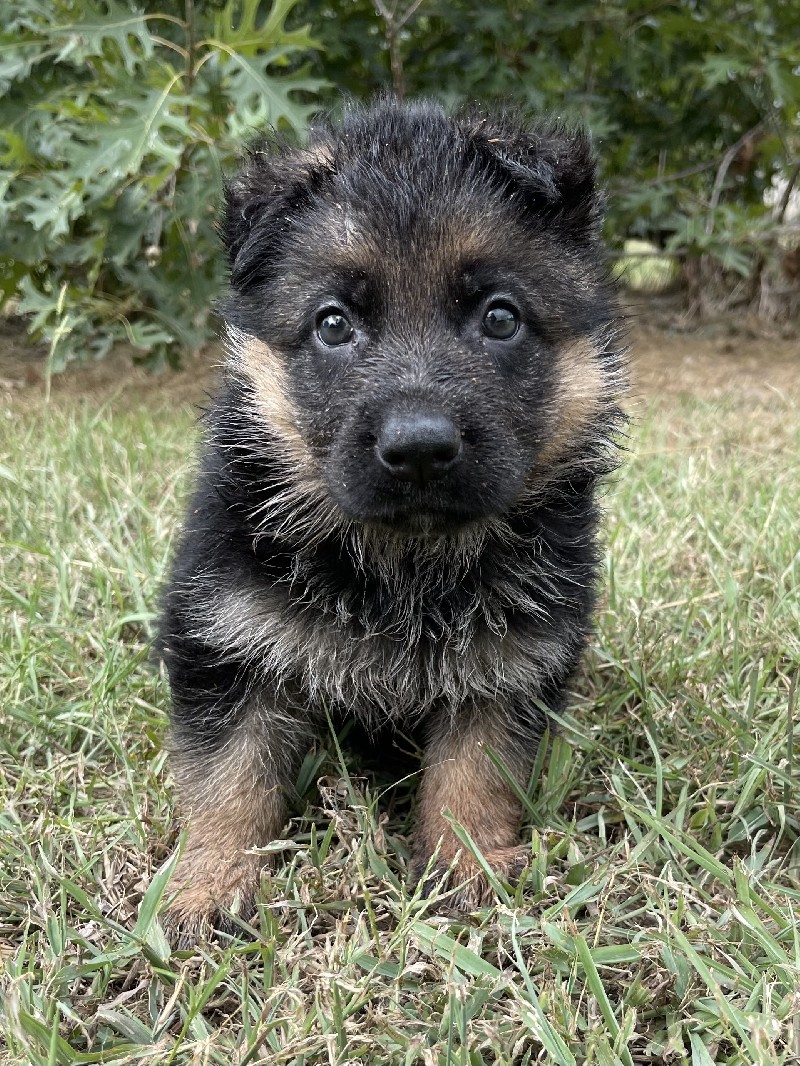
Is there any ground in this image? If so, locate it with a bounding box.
[0,311,798,1065]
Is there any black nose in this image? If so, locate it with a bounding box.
[376,411,463,484]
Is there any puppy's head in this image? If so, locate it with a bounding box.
[221,99,624,538]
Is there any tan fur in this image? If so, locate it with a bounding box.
[252,140,333,171]
[437,214,512,263]
[232,333,314,472]
[165,724,286,938]
[224,329,348,548]
[415,716,531,906]
[298,142,335,169]
[535,336,608,469]
[323,215,502,286]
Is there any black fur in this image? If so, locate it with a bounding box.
[157,98,626,929]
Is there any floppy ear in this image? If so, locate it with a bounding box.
[463,113,602,243]
[220,136,335,289]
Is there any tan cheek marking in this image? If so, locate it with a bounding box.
[535,337,607,467]
[233,333,315,473]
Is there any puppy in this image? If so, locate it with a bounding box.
[157,98,626,938]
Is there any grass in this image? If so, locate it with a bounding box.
[1,350,799,1065]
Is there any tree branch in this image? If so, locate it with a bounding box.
[706,119,767,234]
[373,0,426,97]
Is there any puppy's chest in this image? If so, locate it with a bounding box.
[283,591,556,722]
[210,565,572,723]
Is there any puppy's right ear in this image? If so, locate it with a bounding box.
[220,136,334,289]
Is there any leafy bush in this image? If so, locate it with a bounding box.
[0,0,323,369]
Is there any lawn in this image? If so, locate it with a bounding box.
[1,326,799,1065]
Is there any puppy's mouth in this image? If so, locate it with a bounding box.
[368,511,472,537]
[326,469,524,537]
[358,498,494,538]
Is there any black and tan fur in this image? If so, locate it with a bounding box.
[157,98,626,939]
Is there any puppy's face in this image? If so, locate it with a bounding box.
[221,102,620,536]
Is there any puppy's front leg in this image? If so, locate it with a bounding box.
[164,698,306,943]
[413,707,543,909]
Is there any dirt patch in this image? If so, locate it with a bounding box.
[0,318,220,414]
[1,310,798,416]
[631,323,799,405]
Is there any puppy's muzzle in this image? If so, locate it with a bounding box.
[376,410,463,484]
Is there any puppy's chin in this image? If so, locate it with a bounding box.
[362,509,488,539]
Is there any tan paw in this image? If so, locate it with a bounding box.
[415,844,530,911]
[162,857,261,947]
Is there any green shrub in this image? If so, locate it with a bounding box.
[0,0,324,369]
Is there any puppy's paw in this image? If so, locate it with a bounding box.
[415,844,530,912]
[162,858,261,948]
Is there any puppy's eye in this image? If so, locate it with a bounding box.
[482,303,519,340]
[316,309,353,346]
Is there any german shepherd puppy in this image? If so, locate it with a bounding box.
[158,98,626,939]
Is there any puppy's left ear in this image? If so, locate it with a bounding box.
[465,114,603,243]
[220,136,334,289]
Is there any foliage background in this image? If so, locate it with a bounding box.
[1,0,798,368]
